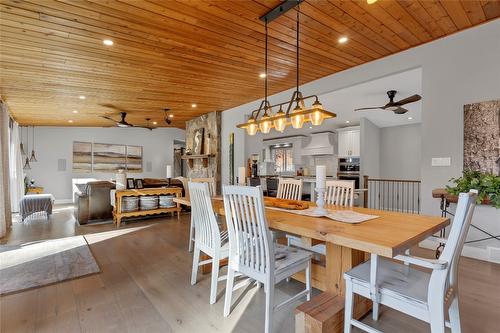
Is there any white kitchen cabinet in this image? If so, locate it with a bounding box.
[337,127,360,157]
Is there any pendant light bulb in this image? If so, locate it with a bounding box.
[259,106,273,134]
[291,103,304,129]
[273,106,287,132]
[310,99,325,126]
[246,117,258,136]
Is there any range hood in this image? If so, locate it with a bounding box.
[302,132,335,156]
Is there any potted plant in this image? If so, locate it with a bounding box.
[446,170,500,208]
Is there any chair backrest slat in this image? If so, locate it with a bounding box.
[223,185,273,279]
[277,178,303,201]
[325,180,355,207]
[189,182,221,253]
[428,190,477,300]
[190,177,216,196]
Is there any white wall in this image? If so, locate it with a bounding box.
[360,118,381,183]
[24,127,185,201]
[379,124,421,180]
[220,20,500,261]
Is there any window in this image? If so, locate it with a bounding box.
[270,144,294,173]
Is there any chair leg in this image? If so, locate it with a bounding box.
[372,302,380,321]
[448,295,462,333]
[305,261,311,301]
[224,268,235,317]
[265,283,274,333]
[188,216,194,252]
[191,248,200,285]
[428,298,446,333]
[344,279,354,333]
[210,255,220,304]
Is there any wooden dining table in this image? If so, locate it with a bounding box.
[174,195,449,333]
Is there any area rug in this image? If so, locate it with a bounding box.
[0,235,100,295]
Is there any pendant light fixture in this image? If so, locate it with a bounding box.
[237,0,336,135]
[290,5,305,130]
[20,126,27,157]
[23,126,31,170]
[29,126,38,162]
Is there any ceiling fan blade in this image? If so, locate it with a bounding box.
[99,103,131,113]
[99,115,118,123]
[394,94,421,106]
[393,107,409,114]
[354,107,384,111]
[134,126,154,131]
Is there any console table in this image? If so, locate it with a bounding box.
[113,187,182,227]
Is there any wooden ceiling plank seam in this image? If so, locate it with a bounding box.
[0,21,330,82]
[202,0,365,67]
[296,1,389,58]
[309,0,404,53]
[69,0,360,69]
[181,0,388,61]
[371,0,433,43]
[326,0,415,49]
[480,0,500,20]
[243,0,379,62]
[460,1,487,25]
[2,4,338,77]
[333,0,421,46]
[440,0,473,30]
[397,0,446,39]
[418,1,458,34]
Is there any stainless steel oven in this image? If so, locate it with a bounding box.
[337,173,360,189]
[338,157,360,173]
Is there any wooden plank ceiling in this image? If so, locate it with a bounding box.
[1,0,499,128]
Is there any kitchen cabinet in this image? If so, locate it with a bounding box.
[337,127,360,157]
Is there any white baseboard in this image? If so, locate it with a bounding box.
[420,239,500,264]
[54,199,73,205]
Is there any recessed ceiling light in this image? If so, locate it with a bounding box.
[79,95,85,99]
[191,104,197,108]
[169,114,174,118]
[338,36,348,44]
[68,120,73,123]
[153,121,157,125]
[408,116,413,120]
[367,0,378,4]
[259,73,266,78]
[72,110,78,113]
[103,39,114,46]
[345,120,350,123]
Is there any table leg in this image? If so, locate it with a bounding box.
[296,243,371,333]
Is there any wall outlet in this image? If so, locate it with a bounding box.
[431,157,451,167]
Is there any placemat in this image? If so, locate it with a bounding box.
[266,206,379,224]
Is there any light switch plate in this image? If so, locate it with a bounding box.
[431,157,451,167]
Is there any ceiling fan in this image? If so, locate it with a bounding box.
[99,104,155,130]
[354,90,422,114]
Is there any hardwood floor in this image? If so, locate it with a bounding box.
[1,205,499,333]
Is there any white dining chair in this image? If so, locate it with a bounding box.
[188,177,216,252]
[324,179,355,206]
[343,190,477,333]
[222,185,312,333]
[277,178,303,201]
[287,180,355,255]
[189,181,229,304]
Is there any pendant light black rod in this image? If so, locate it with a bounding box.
[265,17,268,107]
[296,1,300,96]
